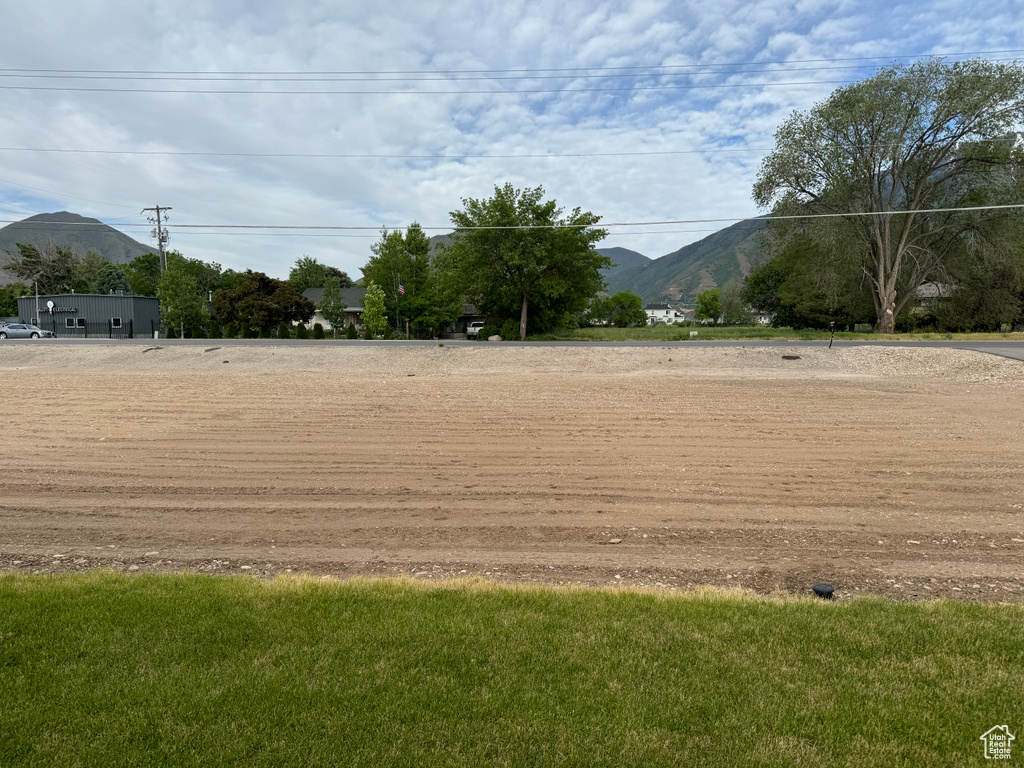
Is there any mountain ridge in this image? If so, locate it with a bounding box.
[0,211,155,285]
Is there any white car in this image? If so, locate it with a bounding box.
[466,321,486,340]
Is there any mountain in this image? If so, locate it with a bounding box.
[597,247,650,279]
[0,212,155,285]
[606,219,767,304]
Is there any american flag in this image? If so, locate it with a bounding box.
[398,280,405,295]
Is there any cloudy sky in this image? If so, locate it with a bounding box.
[1,0,1022,280]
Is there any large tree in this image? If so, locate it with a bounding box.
[754,59,1024,333]
[444,184,609,340]
[121,253,161,296]
[2,240,80,294]
[212,271,315,336]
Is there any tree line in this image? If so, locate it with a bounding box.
[1,184,625,339]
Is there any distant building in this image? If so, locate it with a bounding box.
[17,292,160,338]
[644,303,691,324]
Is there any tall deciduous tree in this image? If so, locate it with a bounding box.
[157,253,208,339]
[318,276,348,333]
[444,184,609,340]
[694,289,721,323]
[360,281,388,336]
[754,59,1024,333]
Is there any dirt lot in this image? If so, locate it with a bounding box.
[1,342,1023,601]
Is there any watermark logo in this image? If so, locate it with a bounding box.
[980,725,1015,760]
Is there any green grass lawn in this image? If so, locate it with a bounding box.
[532,325,1024,342]
[1,574,1021,767]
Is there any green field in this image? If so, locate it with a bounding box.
[1,573,1021,767]
[532,325,1024,342]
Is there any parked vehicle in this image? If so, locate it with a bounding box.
[0,323,55,339]
[466,321,486,340]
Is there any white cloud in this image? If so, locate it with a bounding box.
[0,0,1020,280]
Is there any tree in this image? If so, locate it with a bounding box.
[74,250,105,293]
[122,253,161,296]
[754,58,1024,333]
[157,253,208,339]
[2,240,80,294]
[743,234,876,329]
[212,271,315,336]
[362,223,461,338]
[606,291,648,327]
[0,282,29,316]
[318,276,348,332]
[289,255,354,294]
[694,289,721,323]
[719,278,753,325]
[443,184,609,340]
[360,281,388,337]
[96,262,131,294]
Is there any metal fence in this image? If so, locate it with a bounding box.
[36,319,153,339]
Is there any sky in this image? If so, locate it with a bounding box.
[1,0,1023,280]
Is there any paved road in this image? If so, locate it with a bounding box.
[10,337,1024,362]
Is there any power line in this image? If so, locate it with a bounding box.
[0,78,868,95]
[2,133,1019,160]
[2,203,1021,235]
[0,145,774,159]
[5,60,1020,84]
[1,49,1020,77]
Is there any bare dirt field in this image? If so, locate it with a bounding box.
[1,342,1023,601]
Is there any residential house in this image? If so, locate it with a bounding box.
[300,286,366,331]
[644,303,691,325]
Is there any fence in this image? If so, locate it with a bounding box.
[37,319,152,339]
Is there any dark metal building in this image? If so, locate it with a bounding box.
[17,293,161,339]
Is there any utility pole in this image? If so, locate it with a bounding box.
[142,205,172,273]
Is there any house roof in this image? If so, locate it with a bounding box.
[644,303,672,310]
[302,286,366,308]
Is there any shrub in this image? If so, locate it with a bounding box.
[224,321,239,339]
[478,324,498,340]
[364,325,373,340]
[294,323,309,339]
[347,323,358,339]
[207,325,222,339]
[277,323,291,339]
[312,323,325,340]
[499,319,521,341]
[382,324,392,340]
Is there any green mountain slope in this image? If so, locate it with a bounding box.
[607,220,766,303]
[0,212,154,283]
[597,247,651,280]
